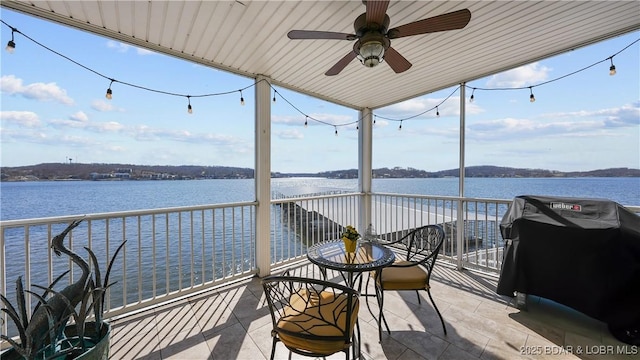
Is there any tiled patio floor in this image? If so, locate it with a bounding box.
[109,262,636,359]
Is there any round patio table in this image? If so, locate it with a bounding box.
[306,239,395,288]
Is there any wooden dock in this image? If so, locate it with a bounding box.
[276,194,500,255]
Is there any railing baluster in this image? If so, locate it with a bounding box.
[231,207,236,277]
[121,217,127,308]
[201,209,205,286]
[152,214,157,299]
[222,208,226,279]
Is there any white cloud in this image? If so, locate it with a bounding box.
[273,113,353,127]
[48,112,125,132]
[129,124,249,149]
[56,135,97,146]
[106,40,129,53]
[0,111,42,128]
[87,121,126,132]
[105,145,126,152]
[136,48,155,56]
[382,96,483,119]
[49,118,87,129]
[486,62,551,88]
[467,117,613,142]
[69,111,89,122]
[91,99,124,112]
[277,129,304,140]
[106,40,156,56]
[0,75,74,105]
[542,101,640,128]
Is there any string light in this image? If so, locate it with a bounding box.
[187,96,193,114]
[529,87,535,103]
[1,18,637,135]
[5,27,16,53]
[304,116,308,127]
[609,57,616,76]
[105,79,114,100]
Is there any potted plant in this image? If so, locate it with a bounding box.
[1,219,125,359]
[341,225,360,253]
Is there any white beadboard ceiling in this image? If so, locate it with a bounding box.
[2,1,639,110]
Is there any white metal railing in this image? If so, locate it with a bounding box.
[270,192,361,268]
[270,192,516,272]
[2,193,638,338]
[1,202,257,337]
[370,193,512,271]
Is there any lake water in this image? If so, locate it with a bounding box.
[1,177,639,221]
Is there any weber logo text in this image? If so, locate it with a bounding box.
[550,202,582,211]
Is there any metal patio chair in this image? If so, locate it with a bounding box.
[371,224,447,341]
[261,275,360,360]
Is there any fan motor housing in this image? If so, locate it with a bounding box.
[353,12,390,36]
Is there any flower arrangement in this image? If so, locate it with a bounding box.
[342,225,360,242]
[341,225,360,254]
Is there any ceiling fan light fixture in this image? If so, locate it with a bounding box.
[358,40,385,68]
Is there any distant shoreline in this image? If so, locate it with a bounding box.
[1,163,638,182]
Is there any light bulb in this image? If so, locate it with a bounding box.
[304,117,308,127]
[529,88,535,103]
[105,88,112,100]
[188,104,193,114]
[240,97,245,105]
[469,94,474,103]
[6,29,16,53]
[609,65,616,76]
[436,108,440,117]
[334,127,338,136]
[6,40,15,53]
[398,122,402,131]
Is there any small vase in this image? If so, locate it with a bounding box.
[342,237,357,253]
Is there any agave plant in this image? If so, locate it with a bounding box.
[0,219,126,359]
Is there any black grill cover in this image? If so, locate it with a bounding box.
[497,195,640,344]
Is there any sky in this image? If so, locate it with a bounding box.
[1,8,639,174]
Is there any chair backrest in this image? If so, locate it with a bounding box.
[398,224,445,275]
[261,275,359,353]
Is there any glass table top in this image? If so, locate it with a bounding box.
[307,239,396,272]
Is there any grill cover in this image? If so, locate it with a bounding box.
[497,195,640,344]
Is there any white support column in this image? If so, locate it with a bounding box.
[255,76,272,277]
[456,83,466,270]
[358,108,373,233]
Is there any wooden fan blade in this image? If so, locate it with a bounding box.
[366,0,390,25]
[325,51,357,76]
[288,30,355,40]
[387,9,471,39]
[384,47,412,73]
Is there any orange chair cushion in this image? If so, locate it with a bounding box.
[379,260,429,290]
[276,290,359,355]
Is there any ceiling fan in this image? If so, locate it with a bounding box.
[287,1,471,76]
